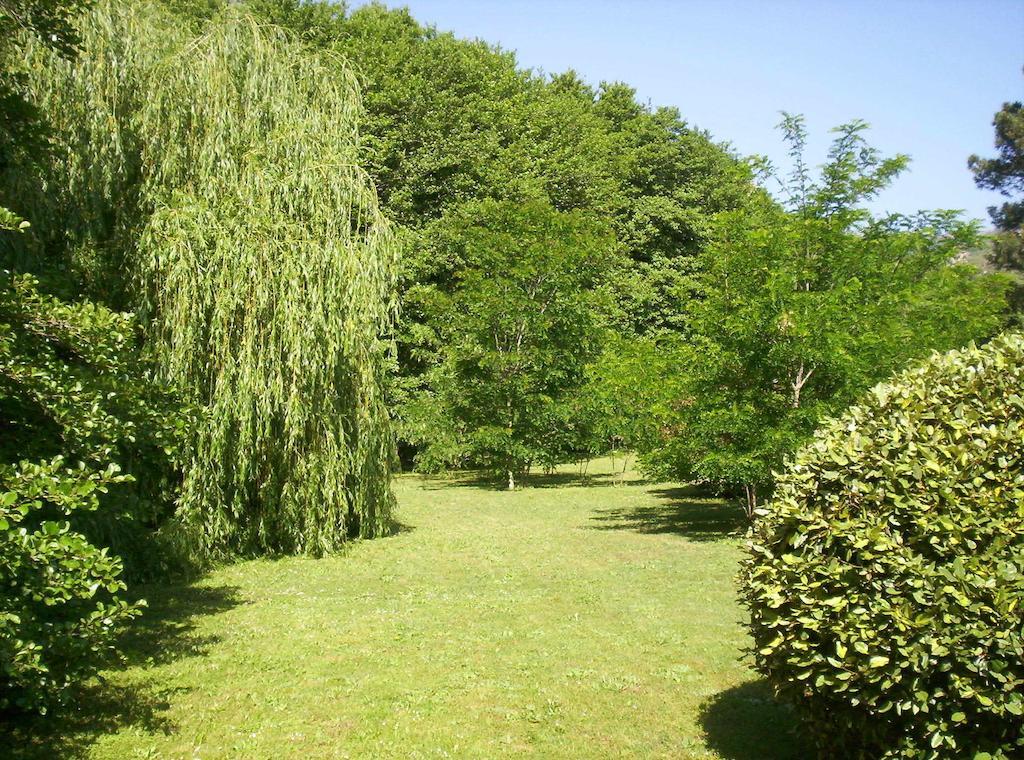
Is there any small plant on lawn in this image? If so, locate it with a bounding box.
[742,332,1024,758]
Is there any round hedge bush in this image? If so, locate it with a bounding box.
[741,332,1024,759]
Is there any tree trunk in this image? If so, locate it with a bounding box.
[791,361,814,408]
[743,484,758,520]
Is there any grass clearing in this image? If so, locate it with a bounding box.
[5,459,807,758]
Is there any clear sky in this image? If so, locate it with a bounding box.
[353,0,1023,226]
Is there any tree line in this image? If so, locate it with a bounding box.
[222,0,1014,507]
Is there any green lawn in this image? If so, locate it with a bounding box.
[6,459,807,758]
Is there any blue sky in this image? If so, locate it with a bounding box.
[353,0,1023,226]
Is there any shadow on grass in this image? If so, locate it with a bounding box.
[118,582,244,668]
[3,682,185,760]
[2,582,244,759]
[409,469,645,491]
[699,680,810,759]
[386,520,416,537]
[589,484,748,541]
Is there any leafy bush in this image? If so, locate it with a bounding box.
[741,332,1024,758]
[0,457,143,713]
[0,272,191,579]
[0,270,188,712]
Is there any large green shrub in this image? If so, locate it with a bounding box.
[0,272,191,578]
[742,332,1024,758]
[0,270,186,711]
[0,457,142,713]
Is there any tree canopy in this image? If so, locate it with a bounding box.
[7,0,399,557]
[969,91,1024,279]
[642,115,1010,514]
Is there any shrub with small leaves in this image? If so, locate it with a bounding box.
[741,332,1024,759]
[0,457,143,713]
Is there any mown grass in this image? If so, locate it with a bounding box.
[5,459,807,758]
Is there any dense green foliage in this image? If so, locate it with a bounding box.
[0,273,189,576]
[0,0,92,182]
[742,333,1024,758]
[237,1,754,270]
[571,336,669,469]
[0,0,172,713]
[176,0,758,466]
[0,457,140,713]
[11,1,399,557]
[0,267,178,715]
[405,198,616,486]
[643,116,1010,514]
[334,6,755,463]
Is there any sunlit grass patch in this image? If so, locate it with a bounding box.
[5,458,806,759]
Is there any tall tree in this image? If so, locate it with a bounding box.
[969,90,1023,303]
[406,198,616,488]
[645,115,1011,516]
[10,1,399,557]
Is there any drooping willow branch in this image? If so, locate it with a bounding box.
[14,1,399,557]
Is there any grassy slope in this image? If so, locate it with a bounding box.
[6,460,806,759]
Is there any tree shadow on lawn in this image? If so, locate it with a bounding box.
[699,680,811,759]
[386,520,416,536]
[589,484,748,541]
[409,469,644,491]
[2,582,244,759]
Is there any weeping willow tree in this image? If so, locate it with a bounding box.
[11,1,399,556]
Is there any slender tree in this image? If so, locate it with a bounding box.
[969,90,1023,316]
[407,198,615,488]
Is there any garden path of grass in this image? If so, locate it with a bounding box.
[6,459,807,759]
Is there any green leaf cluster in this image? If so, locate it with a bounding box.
[644,116,1011,515]
[0,456,142,713]
[0,272,191,577]
[0,0,94,184]
[741,332,1024,758]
